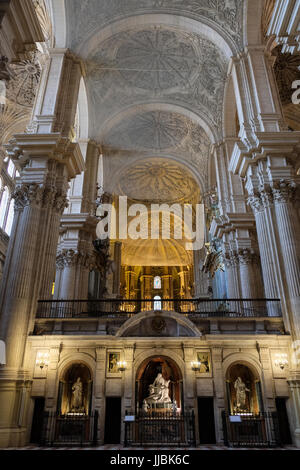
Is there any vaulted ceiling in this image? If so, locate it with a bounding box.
[65,0,244,199]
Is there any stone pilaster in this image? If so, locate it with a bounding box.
[112,242,122,296]
[55,248,95,299]
[272,180,300,335]
[238,249,263,299]
[224,252,241,298]
[94,346,106,445]
[287,377,300,447]
[0,134,84,447]
[248,190,280,301]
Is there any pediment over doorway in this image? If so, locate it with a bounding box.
[116,310,201,337]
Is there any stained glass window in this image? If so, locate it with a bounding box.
[154,276,161,289]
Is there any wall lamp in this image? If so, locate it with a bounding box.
[117,361,127,372]
[274,353,288,370]
[191,361,201,372]
[36,351,50,370]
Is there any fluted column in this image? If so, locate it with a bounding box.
[248,193,280,300]
[272,180,300,335]
[0,184,46,369]
[0,135,84,448]
[55,249,94,299]
[112,241,122,296]
[162,272,173,311]
[39,193,68,300]
[224,252,241,298]
[287,378,300,447]
[238,249,263,299]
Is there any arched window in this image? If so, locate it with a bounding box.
[0,187,9,228]
[154,276,161,289]
[4,198,14,235]
[153,296,162,311]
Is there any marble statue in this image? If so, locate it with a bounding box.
[143,373,172,407]
[234,377,250,411]
[71,377,83,411]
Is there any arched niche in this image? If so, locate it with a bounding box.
[225,362,262,415]
[136,355,183,412]
[57,362,93,415]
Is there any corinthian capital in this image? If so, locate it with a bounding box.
[272,179,297,204]
[53,192,69,214]
[13,183,44,210]
[238,249,258,265]
[56,249,95,269]
[247,190,263,213]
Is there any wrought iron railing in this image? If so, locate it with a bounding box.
[40,411,98,447]
[222,411,281,447]
[124,410,196,446]
[36,298,282,319]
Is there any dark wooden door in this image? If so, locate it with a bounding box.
[276,398,292,445]
[104,397,121,444]
[198,397,216,444]
[30,398,45,444]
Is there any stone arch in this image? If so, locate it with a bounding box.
[135,354,183,410]
[56,354,95,415]
[222,352,262,380]
[99,102,217,144]
[115,310,202,337]
[77,14,236,59]
[59,355,95,382]
[109,152,206,203]
[222,353,264,414]
[134,348,185,382]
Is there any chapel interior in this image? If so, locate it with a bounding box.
[0,0,300,449]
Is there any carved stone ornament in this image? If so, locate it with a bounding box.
[12,183,44,210]
[151,316,166,333]
[12,183,68,213]
[272,179,297,204]
[56,249,95,270]
[238,249,258,266]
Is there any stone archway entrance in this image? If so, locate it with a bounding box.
[124,356,195,446]
[136,356,182,413]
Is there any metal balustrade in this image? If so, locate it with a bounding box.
[124,410,196,447]
[222,411,281,447]
[36,298,282,319]
[40,411,99,447]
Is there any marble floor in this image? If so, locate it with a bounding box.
[3,445,298,451]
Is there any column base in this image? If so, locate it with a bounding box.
[0,427,28,448]
[293,429,300,448]
[0,368,32,448]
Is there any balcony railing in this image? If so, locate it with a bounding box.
[36,298,282,319]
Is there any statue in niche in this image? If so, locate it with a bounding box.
[234,377,250,412]
[70,377,84,412]
[143,373,172,409]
